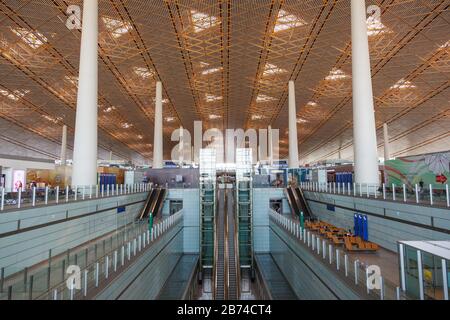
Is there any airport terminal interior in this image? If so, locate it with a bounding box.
[0,0,449,301]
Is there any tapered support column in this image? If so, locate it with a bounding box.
[268,125,273,166]
[383,123,390,161]
[351,0,379,185]
[179,126,184,166]
[60,125,67,166]
[288,81,299,168]
[72,0,98,186]
[153,81,163,169]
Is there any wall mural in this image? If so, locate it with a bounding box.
[385,152,450,189]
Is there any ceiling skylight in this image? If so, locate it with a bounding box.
[202,67,222,75]
[390,79,416,90]
[103,106,116,113]
[121,122,133,129]
[209,114,222,120]
[10,27,47,49]
[297,117,308,124]
[190,10,220,33]
[256,94,276,103]
[0,88,29,101]
[325,68,349,81]
[102,17,133,38]
[251,114,265,120]
[205,94,222,102]
[41,115,62,124]
[366,15,390,37]
[65,75,78,86]
[306,101,318,107]
[133,67,153,79]
[274,9,307,33]
[263,63,287,76]
[165,117,175,122]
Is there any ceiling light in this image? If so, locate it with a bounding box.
[297,118,308,124]
[190,10,220,33]
[165,117,175,122]
[205,94,222,102]
[133,66,153,79]
[390,79,416,90]
[102,17,132,38]
[10,27,47,49]
[274,9,307,33]
[137,135,143,140]
[209,114,222,120]
[256,94,276,103]
[325,68,349,81]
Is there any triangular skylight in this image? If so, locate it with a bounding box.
[205,94,222,102]
[274,9,307,33]
[263,63,287,76]
[297,117,308,124]
[366,15,391,37]
[325,68,349,81]
[256,94,276,103]
[251,114,265,120]
[0,88,29,101]
[190,10,220,33]
[209,114,222,120]
[10,27,47,49]
[165,116,175,122]
[102,17,133,38]
[389,79,416,90]
[134,67,154,79]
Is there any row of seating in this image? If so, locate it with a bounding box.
[304,220,379,253]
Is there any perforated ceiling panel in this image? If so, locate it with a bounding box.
[0,0,448,163]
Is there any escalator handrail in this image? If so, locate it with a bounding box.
[285,187,300,218]
[295,187,313,218]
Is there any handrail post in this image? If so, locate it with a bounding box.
[56,186,59,204]
[45,186,48,205]
[382,183,386,199]
[32,187,36,206]
[415,184,419,203]
[446,184,449,208]
[392,184,396,201]
[66,186,69,202]
[1,187,4,211]
[403,184,406,202]
[429,184,433,206]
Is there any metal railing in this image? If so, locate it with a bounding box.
[0,210,183,300]
[300,181,450,208]
[0,183,152,212]
[268,210,410,300]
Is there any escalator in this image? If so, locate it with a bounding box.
[214,187,239,300]
[293,187,313,219]
[136,188,166,221]
[226,188,239,300]
[214,189,226,300]
[136,188,156,220]
[285,187,301,219]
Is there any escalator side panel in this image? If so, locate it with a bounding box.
[285,187,300,218]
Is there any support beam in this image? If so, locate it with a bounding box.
[383,123,390,161]
[72,0,98,186]
[288,81,299,168]
[60,125,67,166]
[351,0,379,185]
[153,81,163,169]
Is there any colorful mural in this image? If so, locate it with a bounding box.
[385,152,450,189]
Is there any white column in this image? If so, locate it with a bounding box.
[383,123,390,161]
[72,0,98,186]
[268,125,273,166]
[351,0,379,185]
[179,126,184,166]
[288,80,299,168]
[60,125,67,166]
[153,81,163,169]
